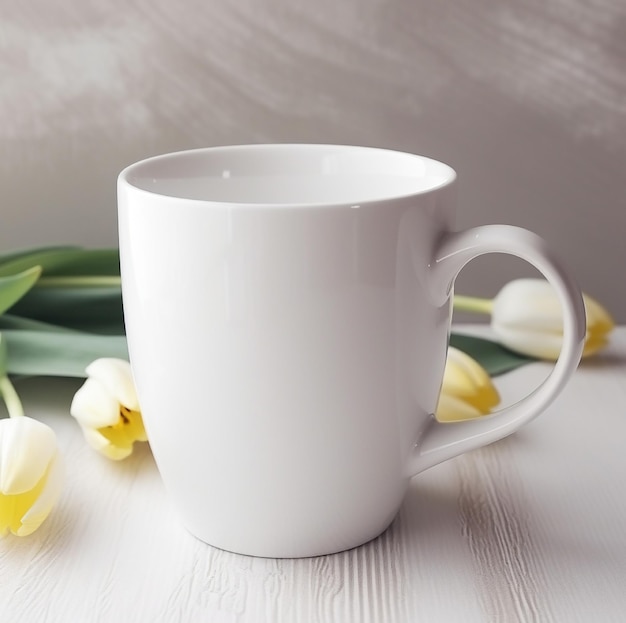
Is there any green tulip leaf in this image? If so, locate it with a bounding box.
[2,329,129,378]
[0,247,80,277]
[0,246,69,265]
[449,333,534,376]
[0,333,7,377]
[0,247,120,278]
[0,248,124,334]
[0,313,80,333]
[10,285,125,335]
[0,266,42,315]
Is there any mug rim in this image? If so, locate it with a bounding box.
[118,143,457,208]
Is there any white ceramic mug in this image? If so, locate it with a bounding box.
[118,144,586,558]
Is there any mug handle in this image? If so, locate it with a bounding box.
[407,224,587,476]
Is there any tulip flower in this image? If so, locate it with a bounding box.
[454,279,614,361]
[0,416,63,537]
[70,358,147,460]
[436,347,500,422]
[1,332,63,538]
[1,334,63,538]
[1,333,63,538]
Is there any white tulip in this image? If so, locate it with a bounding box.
[436,347,500,422]
[70,358,147,460]
[0,416,63,537]
[491,279,614,360]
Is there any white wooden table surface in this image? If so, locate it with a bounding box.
[2,327,625,623]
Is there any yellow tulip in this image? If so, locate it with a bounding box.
[70,358,147,460]
[490,279,614,360]
[0,416,63,537]
[436,347,500,422]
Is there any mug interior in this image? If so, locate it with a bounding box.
[120,144,456,205]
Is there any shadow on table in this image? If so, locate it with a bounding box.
[579,351,626,370]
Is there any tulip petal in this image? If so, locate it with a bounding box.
[492,279,564,332]
[0,475,46,536]
[0,417,57,495]
[80,426,133,461]
[492,278,615,360]
[70,378,121,428]
[85,358,139,411]
[442,347,500,411]
[493,326,563,360]
[95,410,146,454]
[467,385,500,412]
[125,409,148,443]
[584,296,615,335]
[436,393,487,423]
[16,454,63,536]
[445,348,494,391]
[442,351,480,396]
[583,334,610,357]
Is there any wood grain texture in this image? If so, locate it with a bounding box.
[1,0,625,320]
[0,327,625,622]
[457,447,556,622]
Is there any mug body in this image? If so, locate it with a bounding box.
[118,144,457,557]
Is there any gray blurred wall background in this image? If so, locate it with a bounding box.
[2,0,625,320]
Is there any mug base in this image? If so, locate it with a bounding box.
[180,516,398,559]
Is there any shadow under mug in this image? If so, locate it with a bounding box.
[117,144,586,558]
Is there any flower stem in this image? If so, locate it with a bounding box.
[35,276,121,288]
[453,295,494,315]
[0,375,24,419]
